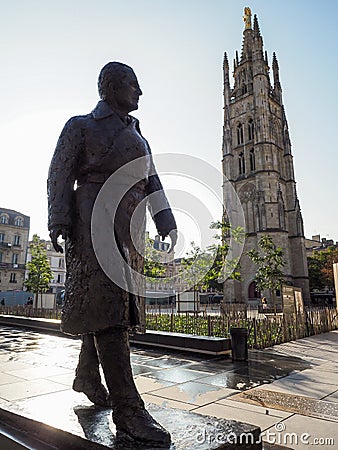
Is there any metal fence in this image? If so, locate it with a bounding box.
[0,305,337,350]
[145,307,338,349]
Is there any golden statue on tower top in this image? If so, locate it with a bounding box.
[243,7,252,30]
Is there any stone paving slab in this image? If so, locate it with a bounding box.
[264,414,338,450]
[285,368,338,386]
[255,378,337,399]
[218,398,292,419]
[146,380,238,406]
[0,378,69,402]
[191,402,282,431]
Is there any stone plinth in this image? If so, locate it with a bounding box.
[0,403,262,449]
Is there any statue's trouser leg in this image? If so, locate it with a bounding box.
[72,333,111,407]
[94,327,171,447]
[75,334,100,380]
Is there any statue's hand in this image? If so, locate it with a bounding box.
[158,228,177,253]
[49,227,68,253]
[167,229,178,253]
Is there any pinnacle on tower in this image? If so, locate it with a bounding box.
[223,52,229,73]
[253,14,261,35]
[265,50,269,65]
[272,52,282,100]
[223,52,230,86]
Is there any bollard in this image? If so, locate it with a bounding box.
[230,327,248,361]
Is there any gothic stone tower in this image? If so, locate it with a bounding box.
[222,8,310,303]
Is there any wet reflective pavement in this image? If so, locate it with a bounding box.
[0,325,337,449]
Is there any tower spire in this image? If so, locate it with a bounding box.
[222,6,310,304]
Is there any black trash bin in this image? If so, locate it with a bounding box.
[230,327,248,361]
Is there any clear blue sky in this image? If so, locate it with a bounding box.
[0,0,337,243]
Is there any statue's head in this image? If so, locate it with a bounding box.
[98,62,142,114]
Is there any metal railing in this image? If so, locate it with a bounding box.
[0,305,337,350]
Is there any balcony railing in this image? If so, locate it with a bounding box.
[0,262,25,269]
[0,242,12,248]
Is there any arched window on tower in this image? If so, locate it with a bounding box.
[238,152,245,175]
[250,148,256,171]
[237,123,244,145]
[248,119,254,141]
[248,281,260,301]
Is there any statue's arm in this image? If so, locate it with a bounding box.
[47,117,81,252]
[134,118,177,243]
[145,158,177,246]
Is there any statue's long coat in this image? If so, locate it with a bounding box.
[48,101,176,336]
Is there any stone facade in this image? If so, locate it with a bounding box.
[0,208,30,292]
[222,9,310,303]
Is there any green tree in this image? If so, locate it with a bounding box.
[25,234,53,308]
[144,234,166,280]
[308,246,338,290]
[247,235,285,307]
[179,221,244,295]
[307,254,325,291]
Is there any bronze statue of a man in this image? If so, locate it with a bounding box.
[48,62,177,447]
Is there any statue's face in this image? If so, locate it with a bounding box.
[110,69,143,114]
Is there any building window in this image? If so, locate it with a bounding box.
[237,123,244,145]
[0,252,2,263]
[9,273,17,283]
[250,149,256,171]
[57,274,63,283]
[12,253,19,264]
[248,119,254,141]
[58,258,64,268]
[0,233,4,243]
[14,217,23,227]
[14,235,20,246]
[239,152,245,175]
[0,215,9,224]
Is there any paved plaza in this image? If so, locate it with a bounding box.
[0,325,337,449]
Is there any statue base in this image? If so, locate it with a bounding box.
[0,403,265,449]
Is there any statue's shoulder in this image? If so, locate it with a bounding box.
[61,113,93,135]
[65,113,92,128]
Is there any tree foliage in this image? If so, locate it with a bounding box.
[143,235,166,280]
[25,234,53,307]
[247,235,285,301]
[179,221,244,292]
[308,246,338,290]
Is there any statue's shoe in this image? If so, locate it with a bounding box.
[114,406,171,448]
[73,377,112,407]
